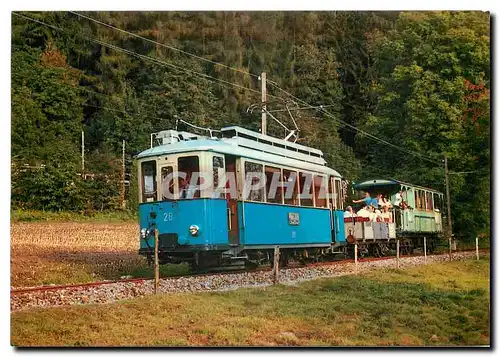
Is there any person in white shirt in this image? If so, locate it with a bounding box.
[380,205,393,223]
[394,190,403,207]
[344,206,357,218]
[382,196,393,209]
[357,203,371,218]
[368,206,380,222]
[377,193,384,208]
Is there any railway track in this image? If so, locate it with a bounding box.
[10,249,489,296]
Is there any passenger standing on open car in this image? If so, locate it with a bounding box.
[357,202,371,218]
[380,205,393,223]
[344,206,357,218]
[353,192,372,207]
[394,190,403,207]
[382,195,393,208]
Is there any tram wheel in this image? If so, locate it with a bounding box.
[372,244,381,258]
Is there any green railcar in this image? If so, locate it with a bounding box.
[353,178,445,253]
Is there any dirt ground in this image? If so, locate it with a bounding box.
[10,222,145,287]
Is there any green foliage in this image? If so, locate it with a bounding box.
[11,11,490,239]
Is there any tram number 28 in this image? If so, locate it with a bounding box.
[163,212,174,222]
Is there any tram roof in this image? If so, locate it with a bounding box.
[136,138,342,177]
[354,178,442,194]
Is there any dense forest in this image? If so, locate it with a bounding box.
[11,11,490,239]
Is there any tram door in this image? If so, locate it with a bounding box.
[224,155,239,246]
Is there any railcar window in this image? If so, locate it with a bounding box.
[141,161,157,202]
[265,166,283,204]
[433,193,441,211]
[299,172,314,207]
[283,169,299,205]
[427,192,433,210]
[244,161,264,202]
[420,190,426,210]
[178,156,200,199]
[161,166,174,200]
[335,179,342,209]
[314,175,327,208]
[414,190,419,209]
[212,156,225,198]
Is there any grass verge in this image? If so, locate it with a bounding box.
[11,257,490,347]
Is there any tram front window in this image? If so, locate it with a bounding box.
[141,160,157,202]
[161,166,174,200]
[212,156,225,198]
[178,156,200,199]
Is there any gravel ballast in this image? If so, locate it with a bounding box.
[11,251,481,312]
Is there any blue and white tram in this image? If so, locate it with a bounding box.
[136,126,346,269]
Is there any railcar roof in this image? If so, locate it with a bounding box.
[354,178,442,193]
[136,138,341,177]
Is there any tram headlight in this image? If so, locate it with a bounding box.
[140,228,148,239]
[188,225,200,236]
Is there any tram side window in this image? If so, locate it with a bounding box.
[141,161,157,202]
[178,156,200,199]
[314,175,327,208]
[212,156,225,198]
[283,169,299,205]
[299,172,314,207]
[244,161,264,202]
[161,166,174,200]
[265,166,283,204]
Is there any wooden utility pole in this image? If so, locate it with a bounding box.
[154,229,159,294]
[396,240,400,269]
[444,155,453,261]
[273,246,280,284]
[354,243,358,274]
[423,236,427,265]
[120,140,126,209]
[81,131,85,174]
[476,237,479,260]
[261,72,267,135]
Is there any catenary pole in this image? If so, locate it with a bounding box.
[121,139,126,209]
[444,155,453,261]
[81,131,85,174]
[261,72,267,135]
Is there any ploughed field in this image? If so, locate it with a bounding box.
[10,222,189,288]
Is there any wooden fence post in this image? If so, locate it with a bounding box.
[449,237,452,262]
[476,237,479,261]
[273,246,280,284]
[396,240,400,269]
[423,236,427,265]
[354,243,358,274]
[154,229,159,294]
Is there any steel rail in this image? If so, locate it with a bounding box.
[11,248,487,295]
